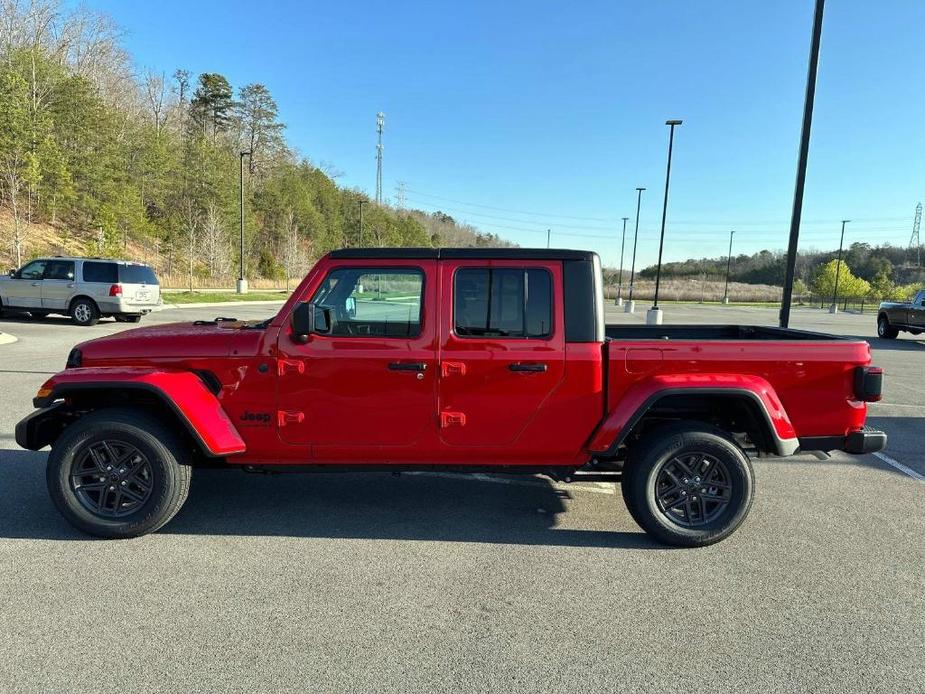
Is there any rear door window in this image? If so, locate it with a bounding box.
[454,267,552,338]
[81,262,118,283]
[43,260,75,280]
[119,264,159,284]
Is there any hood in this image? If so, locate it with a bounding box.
[77,320,262,362]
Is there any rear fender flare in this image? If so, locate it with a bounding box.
[588,374,798,458]
[23,368,245,457]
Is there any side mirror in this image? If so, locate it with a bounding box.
[291,302,332,343]
[291,302,314,343]
[8,269,17,278]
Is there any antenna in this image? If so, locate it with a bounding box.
[375,112,385,204]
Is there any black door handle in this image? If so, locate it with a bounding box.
[389,362,427,371]
[509,362,547,373]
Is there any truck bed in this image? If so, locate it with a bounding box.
[605,324,846,341]
[602,324,871,439]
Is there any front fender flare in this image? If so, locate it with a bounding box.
[587,373,798,458]
[21,367,246,457]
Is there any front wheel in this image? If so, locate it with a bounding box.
[46,409,192,538]
[621,423,755,547]
[877,315,898,339]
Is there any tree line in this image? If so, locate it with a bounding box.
[637,242,923,301]
[0,1,499,286]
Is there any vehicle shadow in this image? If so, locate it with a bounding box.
[0,448,658,549]
[848,334,925,351]
[0,313,118,326]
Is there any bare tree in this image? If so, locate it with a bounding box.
[143,70,168,136]
[283,207,299,291]
[181,200,199,292]
[200,201,227,278]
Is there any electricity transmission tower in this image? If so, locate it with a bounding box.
[911,202,922,266]
[395,181,407,208]
[375,112,384,204]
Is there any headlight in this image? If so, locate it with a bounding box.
[66,348,82,369]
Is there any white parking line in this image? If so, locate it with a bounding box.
[872,451,925,483]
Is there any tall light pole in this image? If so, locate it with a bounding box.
[649,119,682,325]
[237,150,251,294]
[625,187,645,313]
[722,230,736,304]
[546,228,551,248]
[830,219,850,313]
[358,200,368,247]
[616,216,629,306]
[780,0,826,328]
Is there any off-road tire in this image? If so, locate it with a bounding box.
[621,422,755,547]
[46,408,192,538]
[70,297,100,326]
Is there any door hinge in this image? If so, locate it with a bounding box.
[440,361,467,377]
[440,411,467,428]
[277,359,305,376]
[277,410,305,427]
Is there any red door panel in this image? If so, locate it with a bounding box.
[276,260,437,450]
[437,259,566,447]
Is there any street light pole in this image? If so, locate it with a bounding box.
[780,0,826,327]
[616,216,628,306]
[723,230,735,304]
[650,119,682,325]
[830,219,850,313]
[547,228,551,248]
[358,200,367,246]
[625,187,645,313]
[237,150,251,294]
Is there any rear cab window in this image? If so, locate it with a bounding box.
[454,267,553,338]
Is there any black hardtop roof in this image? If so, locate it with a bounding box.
[328,247,598,261]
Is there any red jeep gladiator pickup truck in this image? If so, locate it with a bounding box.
[16,248,886,546]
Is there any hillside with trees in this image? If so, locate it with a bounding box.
[0,1,503,287]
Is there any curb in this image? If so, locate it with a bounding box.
[161,300,287,309]
[0,331,18,345]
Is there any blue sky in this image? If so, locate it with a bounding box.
[86,0,924,268]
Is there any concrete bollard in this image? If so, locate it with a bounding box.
[624,300,635,314]
[646,308,663,325]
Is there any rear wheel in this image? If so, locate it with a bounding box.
[877,315,898,339]
[621,423,755,547]
[46,409,192,538]
[70,298,99,326]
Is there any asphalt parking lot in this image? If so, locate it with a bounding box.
[0,303,922,693]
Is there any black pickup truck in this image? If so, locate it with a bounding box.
[878,289,925,338]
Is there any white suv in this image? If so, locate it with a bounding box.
[0,257,162,326]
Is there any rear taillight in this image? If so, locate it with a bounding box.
[109,283,122,296]
[854,366,883,402]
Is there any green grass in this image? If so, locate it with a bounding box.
[162,291,290,304]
